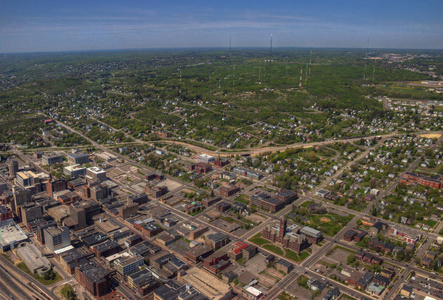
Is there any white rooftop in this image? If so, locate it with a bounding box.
[64,164,86,171]
[245,286,263,297]
[0,224,28,246]
[106,251,131,262]
[53,245,74,255]
[87,167,106,174]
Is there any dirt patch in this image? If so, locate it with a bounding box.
[419,133,442,139]
[156,179,183,192]
[238,270,256,285]
[246,213,267,224]
[244,254,268,275]
[266,267,285,279]
[206,210,221,219]
[320,217,331,223]
[329,248,354,265]
[258,273,277,288]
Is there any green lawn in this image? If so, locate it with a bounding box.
[300,201,314,208]
[278,291,297,300]
[309,212,355,236]
[285,249,310,262]
[299,251,310,261]
[234,194,250,205]
[263,244,284,256]
[249,233,270,246]
[189,209,204,216]
[17,263,62,285]
[355,237,368,248]
[285,250,301,262]
[423,219,437,228]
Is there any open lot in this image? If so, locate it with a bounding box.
[156,178,183,192]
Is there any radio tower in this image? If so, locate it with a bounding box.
[372,63,376,84]
[267,33,273,92]
[309,41,313,78]
[229,36,232,63]
[230,36,233,87]
[363,37,369,82]
[299,67,303,89]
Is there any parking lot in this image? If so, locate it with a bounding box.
[408,275,443,299]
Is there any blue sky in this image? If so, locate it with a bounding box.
[1,0,442,53]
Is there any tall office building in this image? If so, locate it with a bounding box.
[8,160,19,178]
[12,186,32,217]
[43,226,71,252]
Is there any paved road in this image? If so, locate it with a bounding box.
[0,262,37,300]
[48,116,443,299]
[45,112,442,156]
[0,256,59,300]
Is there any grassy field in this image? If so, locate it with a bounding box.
[300,201,314,208]
[263,244,284,256]
[332,245,356,254]
[16,263,62,285]
[355,237,368,248]
[285,249,311,262]
[234,194,250,205]
[423,219,437,228]
[299,251,310,261]
[342,295,357,300]
[249,233,270,246]
[285,249,301,262]
[308,212,355,236]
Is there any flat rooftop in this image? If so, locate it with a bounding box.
[64,164,86,171]
[0,224,28,246]
[96,219,120,233]
[16,243,51,272]
[87,167,106,174]
[182,267,231,300]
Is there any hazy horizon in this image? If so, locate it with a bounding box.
[3,46,443,56]
[1,0,442,53]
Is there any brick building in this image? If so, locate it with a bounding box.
[189,162,212,174]
[276,189,298,205]
[203,251,231,274]
[219,185,240,197]
[184,244,213,263]
[262,218,311,254]
[75,260,113,297]
[401,172,442,189]
[202,196,222,208]
[205,232,230,250]
[46,179,67,198]
[133,219,163,237]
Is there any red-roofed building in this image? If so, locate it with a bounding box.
[229,241,249,261]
